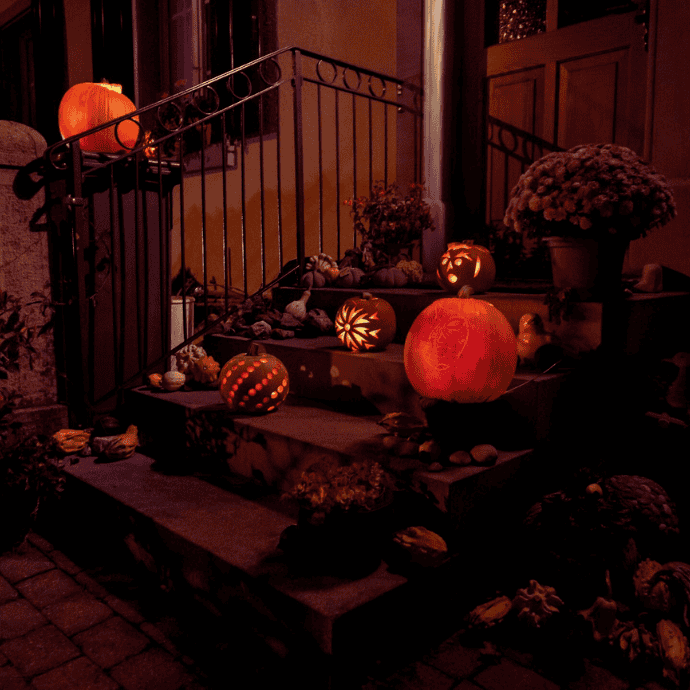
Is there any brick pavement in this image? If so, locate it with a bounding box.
[0,532,676,690]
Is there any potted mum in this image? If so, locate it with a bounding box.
[345,182,435,270]
[279,458,394,578]
[503,143,676,299]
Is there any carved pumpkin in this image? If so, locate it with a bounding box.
[335,292,397,352]
[219,343,289,413]
[403,288,517,403]
[58,81,139,153]
[436,242,496,294]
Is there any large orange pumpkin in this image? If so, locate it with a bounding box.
[403,290,517,403]
[436,242,496,294]
[335,292,397,352]
[58,81,139,153]
[219,343,289,413]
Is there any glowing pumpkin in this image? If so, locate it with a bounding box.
[436,242,496,294]
[335,292,397,352]
[58,81,139,153]
[403,289,517,403]
[219,343,289,413]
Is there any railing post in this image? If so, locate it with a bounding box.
[51,141,89,427]
[292,49,306,276]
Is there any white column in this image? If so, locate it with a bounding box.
[423,0,450,273]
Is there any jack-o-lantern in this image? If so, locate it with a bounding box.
[219,343,289,413]
[436,242,496,294]
[335,292,397,352]
[403,288,517,403]
[58,81,139,153]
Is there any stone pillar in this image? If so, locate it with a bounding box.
[0,120,67,437]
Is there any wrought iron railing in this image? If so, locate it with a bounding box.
[16,46,423,426]
[482,115,564,283]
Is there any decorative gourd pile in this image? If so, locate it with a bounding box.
[460,473,690,688]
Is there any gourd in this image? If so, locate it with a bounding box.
[284,290,311,322]
[191,356,221,385]
[161,371,186,391]
[58,81,139,153]
[301,270,327,289]
[53,429,90,454]
[403,287,517,403]
[436,242,496,294]
[334,292,397,352]
[371,266,408,288]
[219,343,289,413]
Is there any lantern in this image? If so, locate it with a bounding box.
[58,81,139,153]
[334,292,397,352]
[403,288,517,403]
[219,343,289,413]
[436,242,496,294]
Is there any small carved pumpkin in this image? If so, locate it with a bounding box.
[403,287,517,403]
[58,81,139,153]
[335,292,397,352]
[436,242,496,294]
[53,429,90,454]
[219,343,289,413]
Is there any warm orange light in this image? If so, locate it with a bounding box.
[403,294,517,403]
[58,81,139,153]
[334,293,396,352]
[437,243,496,294]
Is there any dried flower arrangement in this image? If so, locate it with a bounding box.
[503,143,676,241]
[285,459,391,515]
[345,182,435,262]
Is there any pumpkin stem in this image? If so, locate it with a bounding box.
[457,285,475,299]
[247,341,267,356]
[362,292,373,300]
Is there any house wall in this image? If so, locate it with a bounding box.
[170,1,400,296]
[626,0,690,280]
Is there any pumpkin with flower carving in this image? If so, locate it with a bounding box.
[335,293,397,352]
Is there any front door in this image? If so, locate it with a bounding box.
[485,1,649,234]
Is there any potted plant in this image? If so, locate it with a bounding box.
[279,458,395,578]
[1,288,65,553]
[344,182,435,270]
[503,143,676,299]
[0,413,66,552]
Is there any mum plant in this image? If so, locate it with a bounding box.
[503,143,676,241]
[345,182,435,263]
[285,459,392,517]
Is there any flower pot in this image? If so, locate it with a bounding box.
[544,236,629,300]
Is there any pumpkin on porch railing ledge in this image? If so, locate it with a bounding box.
[219,343,289,413]
[403,286,517,403]
[436,241,496,294]
[58,80,140,153]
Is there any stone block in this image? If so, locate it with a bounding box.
[0,624,80,676]
[0,576,18,606]
[42,593,113,636]
[110,647,194,690]
[31,655,120,690]
[73,616,149,669]
[0,546,55,584]
[15,569,82,610]
[0,600,47,640]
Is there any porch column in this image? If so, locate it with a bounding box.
[423,0,453,272]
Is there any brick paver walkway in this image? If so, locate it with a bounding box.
[0,532,673,689]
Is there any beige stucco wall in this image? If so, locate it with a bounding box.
[171,1,399,296]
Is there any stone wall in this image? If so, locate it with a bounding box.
[0,120,67,435]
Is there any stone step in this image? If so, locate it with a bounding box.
[124,387,535,523]
[49,449,536,684]
[203,334,567,442]
[272,286,605,351]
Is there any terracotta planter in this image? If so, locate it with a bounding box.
[544,236,629,300]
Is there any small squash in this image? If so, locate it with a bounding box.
[219,343,289,413]
[191,356,221,385]
[335,292,397,352]
[371,266,408,288]
[53,429,90,454]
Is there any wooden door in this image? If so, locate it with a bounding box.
[485,4,649,232]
